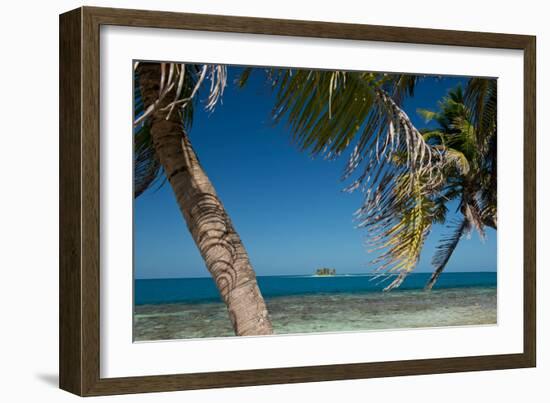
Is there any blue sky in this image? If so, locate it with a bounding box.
[134,67,496,279]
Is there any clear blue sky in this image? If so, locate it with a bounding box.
[134,67,496,279]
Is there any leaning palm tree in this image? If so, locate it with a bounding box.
[419,83,497,289]
[241,69,496,291]
[134,62,273,336]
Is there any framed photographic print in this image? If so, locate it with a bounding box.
[59,6,536,396]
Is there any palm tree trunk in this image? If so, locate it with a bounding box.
[137,63,273,336]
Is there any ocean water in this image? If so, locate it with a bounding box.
[134,272,497,341]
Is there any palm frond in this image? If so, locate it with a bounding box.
[363,171,439,291]
[432,218,470,269]
[390,74,418,105]
[133,62,226,198]
[464,77,497,154]
[417,108,438,123]
[426,217,470,289]
[237,67,253,87]
[461,196,486,240]
[265,69,425,162]
[134,123,162,198]
[478,124,497,229]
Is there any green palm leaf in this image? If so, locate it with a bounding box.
[426,218,470,290]
[369,172,438,291]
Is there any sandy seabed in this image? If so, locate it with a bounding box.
[134,286,497,341]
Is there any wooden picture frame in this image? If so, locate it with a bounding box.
[59,6,536,396]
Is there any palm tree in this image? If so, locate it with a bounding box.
[419,83,497,289]
[241,69,496,291]
[134,62,273,336]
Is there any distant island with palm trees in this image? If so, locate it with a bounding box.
[315,268,337,276]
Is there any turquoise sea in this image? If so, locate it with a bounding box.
[134,272,497,341]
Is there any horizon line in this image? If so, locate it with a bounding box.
[135,270,497,281]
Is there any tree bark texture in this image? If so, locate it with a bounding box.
[137,63,273,336]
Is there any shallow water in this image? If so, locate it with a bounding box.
[134,286,497,341]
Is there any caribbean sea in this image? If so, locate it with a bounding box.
[134,272,497,341]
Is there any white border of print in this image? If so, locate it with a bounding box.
[100,25,523,378]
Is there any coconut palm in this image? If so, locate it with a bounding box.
[241,69,496,290]
[134,62,273,336]
[420,83,497,289]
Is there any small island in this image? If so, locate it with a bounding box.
[315,267,336,276]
